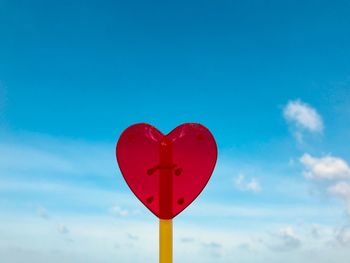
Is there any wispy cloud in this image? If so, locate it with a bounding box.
[0,133,116,178]
[265,226,302,252]
[277,226,302,251]
[328,182,350,200]
[109,205,130,217]
[56,224,69,235]
[328,182,350,216]
[336,225,350,246]
[233,173,261,193]
[0,131,140,217]
[2,129,349,262]
[36,206,50,220]
[283,100,324,132]
[300,153,350,234]
[1,211,348,263]
[300,153,350,180]
[283,100,323,142]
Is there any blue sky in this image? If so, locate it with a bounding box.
[1,0,350,262]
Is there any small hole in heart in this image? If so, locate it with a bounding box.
[174,168,182,176]
[197,134,204,141]
[177,197,184,205]
[146,196,154,204]
[147,165,160,176]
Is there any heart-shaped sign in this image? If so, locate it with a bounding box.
[116,123,217,219]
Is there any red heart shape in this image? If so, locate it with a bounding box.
[116,123,217,219]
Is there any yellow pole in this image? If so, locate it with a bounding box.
[160,219,173,263]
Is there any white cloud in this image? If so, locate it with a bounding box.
[300,153,350,217]
[2,213,349,263]
[109,205,129,217]
[0,214,250,263]
[233,174,261,193]
[300,153,350,180]
[279,226,301,250]
[3,130,350,262]
[283,100,324,133]
[246,178,261,192]
[328,182,350,199]
[0,216,158,263]
[328,182,350,216]
[300,153,350,238]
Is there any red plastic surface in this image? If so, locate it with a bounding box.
[116,123,217,219]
